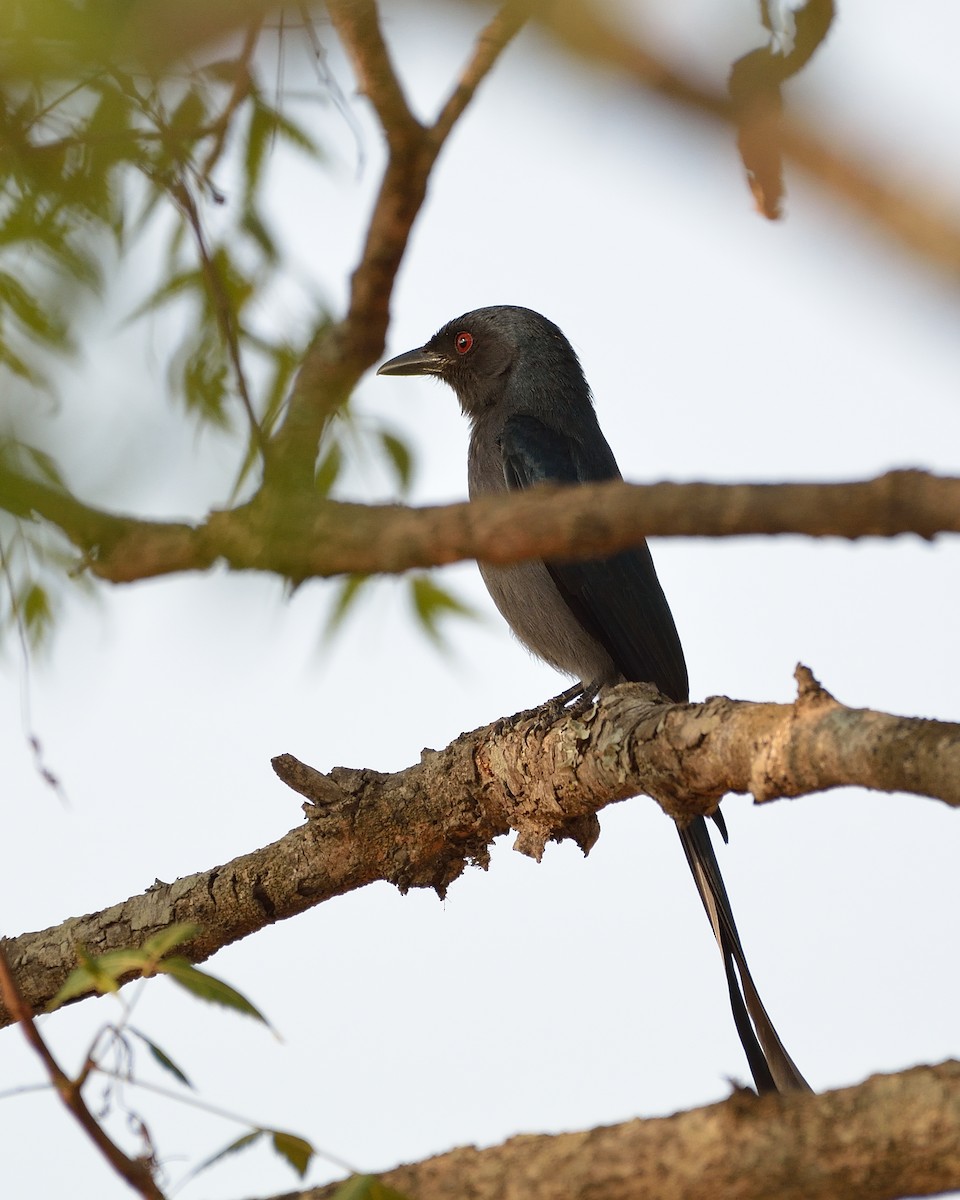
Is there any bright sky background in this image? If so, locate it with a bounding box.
[3,2,960,1196]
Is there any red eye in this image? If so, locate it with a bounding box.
[455,331,473,354]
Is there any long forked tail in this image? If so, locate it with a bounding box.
[677,816,810,1094]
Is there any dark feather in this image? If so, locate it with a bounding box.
[500,413,688,703]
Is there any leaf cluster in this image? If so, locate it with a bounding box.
[0,6,442,650]
[39,922,413,1194]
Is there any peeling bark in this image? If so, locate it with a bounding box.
[2,668,956,1028]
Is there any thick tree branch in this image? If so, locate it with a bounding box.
[4,465,957,584]
[263,1061,960,1200]
[3,668,957,1027]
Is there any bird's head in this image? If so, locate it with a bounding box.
[377,305,585,418]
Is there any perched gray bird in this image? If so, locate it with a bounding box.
[378,304,809,1094]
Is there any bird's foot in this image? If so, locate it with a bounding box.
[559,679,604,720]
[503,680,601,728]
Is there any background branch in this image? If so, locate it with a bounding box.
[262,1,525,488]
[531,0,960,274]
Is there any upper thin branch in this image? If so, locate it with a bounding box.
[262,1,525,488]
[5,465,957,584]
[3,667,957,1025]
[534,0,960,275]
[431,0,529,143]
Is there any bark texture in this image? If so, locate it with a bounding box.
[3,465,958,584]
[3,668,957,1028]
[263,1061,960,1200]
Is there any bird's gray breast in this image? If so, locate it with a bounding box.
[467,418,618,686]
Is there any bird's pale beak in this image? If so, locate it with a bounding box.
[377,346,445,377]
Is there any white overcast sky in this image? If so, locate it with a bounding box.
[3,2,960,1197]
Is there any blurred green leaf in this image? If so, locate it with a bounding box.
[322,573,370,641]
[378,430,414,493]
[21,582,53,645]
[244,94,274,203]
[315,439,342,497]
[259,338,301,435]
[168,87,208,142]
[48,946,153,1009]
[269,107,321,158]
[0,340,46,385]
[409,574,477,648]
[128,1028,194,1089]
[332,1176,411,1200]
[47,966,104,1009]
[270,1130,314,1177]
[189,1129,265,1180]
[21,443,67,488]
[0,271,70,347]
[207,244,254,314]
[202,58,250,86]
[157,957,272,1027]
[46,924,199,1009]
[187,1125,316,1186]
[240,204,278,263]
[125,265,205,323]
[175,331,230,425]
[141,921,200,961]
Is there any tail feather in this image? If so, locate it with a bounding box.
[678,816,810,1094]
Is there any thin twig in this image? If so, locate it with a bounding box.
[535,0,960,275]
[262,1,529,486]
[431,0,529,143]
[0,946,168,1200]
[326,0,420,140]
[199,17,264,179]
[168,179,267,456]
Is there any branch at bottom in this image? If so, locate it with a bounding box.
[257,1060,960,1200]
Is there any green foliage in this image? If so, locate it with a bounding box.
[49,922,201,1005]
[378,429,414,492]
[158,957,272,1027]
[0,5,440,663]
[332,1175,412,1200]
[0,7,327,431]
[128,1027,195,1089]
[315,438,345,497]
[321,568,478,652]
[409,572,478,648]
[48,921,272,1030]
[271,1129,316,1177]
[0,437,92,650]
[31,917,327,1193]
[323,573,372,641]
[191,1126,318,1184]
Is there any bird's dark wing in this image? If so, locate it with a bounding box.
[502,414,809,1095]
[500,413,688,703]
